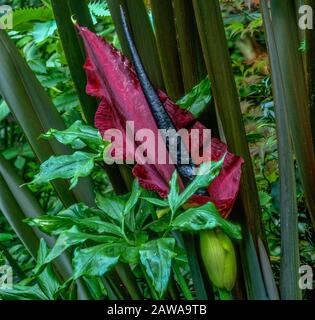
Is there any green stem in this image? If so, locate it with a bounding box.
[172,260,194,300]
[182,233,208,300]
[115,263,142,300]
[217,288,233,300]
[168,274,180,300]
[105,276,125,300]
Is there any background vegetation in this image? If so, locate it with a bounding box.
[0,0,314,300]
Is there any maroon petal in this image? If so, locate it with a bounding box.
[78,26,244,218]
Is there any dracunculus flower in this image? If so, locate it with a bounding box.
[78,26,244,218]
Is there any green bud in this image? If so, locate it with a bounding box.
[200,229,237,291]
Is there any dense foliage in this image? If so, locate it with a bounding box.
[0,0,314,300]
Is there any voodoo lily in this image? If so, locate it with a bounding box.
[78,26,244,218]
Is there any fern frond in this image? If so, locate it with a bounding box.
[13,7,54,29]
[88,1,110,18]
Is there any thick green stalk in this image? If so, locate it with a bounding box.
[173,0,207,92]
[0,176,39,258]
[105,276,125,300]
[167,275,180,300]
[172,260,193,300]
[182,233,208,300]
[0,30,95,208]
[192,0,264,242]
[258,238,280,300]
[306,0,315,148]
[115,263,142,300]
[51,0,96,125]
[262,0,301,299]
[270,0,315,230]
[239,231,268,300]
[107,0,164,89]
[150,0,184,100]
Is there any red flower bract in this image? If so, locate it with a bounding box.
[78,26,244,218]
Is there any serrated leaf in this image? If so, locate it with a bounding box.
[30,152,98,189]
[12,7,54,30]
[139,238,176,298]
[89,1,110,17]
[172,203,242,240]
[177,77,211,118]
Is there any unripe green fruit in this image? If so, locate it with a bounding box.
[200,229,237,291]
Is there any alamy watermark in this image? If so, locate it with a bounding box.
[299,5,314,30]
[102,121,212,176]
[299,259,315,290]
[0,5,13,30]
[0,264,13,289]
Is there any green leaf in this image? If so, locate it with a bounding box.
[96,194,125,224]
[142,197,169,207]
[120,245,140,264]
[172,203,242,240]
[26,213,123,238]
[169,158,225,214]
[0,100,10,122]
[34,239,49,274]
[37,266,61,300]
[177,77,211,118]
[144,216,170,233]
[53,91,80,112]
[0,233,14,242]
[41,121,104,151]
[168,171,180,214]
[57,203,95,219]
[135,197,155,229]
[0,284,48,300]
[44,226,118,265]
[26,216,75,236]
[124,180,141,215]
[76,217,123,237]
[123,180,142,232]
[139,238,176,298]
[30,152,98,189]
[32,21,57,44]
[12,7,54,30]
[73,243,121,279]
[82,276,106,300]
[88,1,111,17]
